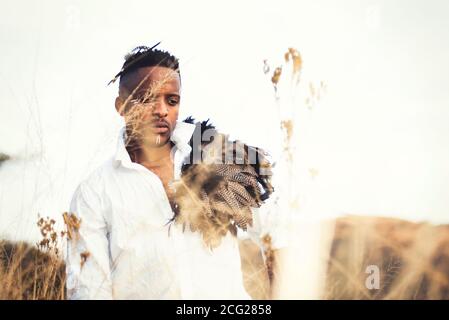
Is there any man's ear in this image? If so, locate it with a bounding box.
[115,96,125,116]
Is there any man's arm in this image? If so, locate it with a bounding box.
[65,181,113,300]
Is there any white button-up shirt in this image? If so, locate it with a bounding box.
[65,121,286,300]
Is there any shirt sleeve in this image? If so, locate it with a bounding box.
[65,181,113,300]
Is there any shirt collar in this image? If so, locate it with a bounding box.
[113,120,195,169]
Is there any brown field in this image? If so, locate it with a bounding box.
[324,216,449,299]
[1,215,449,300]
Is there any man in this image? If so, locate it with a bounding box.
[65,44,286,299]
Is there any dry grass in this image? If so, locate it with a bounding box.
[0,240,65,300]
[324,216,449,300]
[1,215,449,299]
[0,215,66,300]
[239,239,272,300]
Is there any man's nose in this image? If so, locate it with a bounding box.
[151,99,168,118]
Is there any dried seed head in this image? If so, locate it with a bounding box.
[62,212,82,241]
[80,251,91,268]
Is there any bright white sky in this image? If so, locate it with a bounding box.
[1,0,449,243]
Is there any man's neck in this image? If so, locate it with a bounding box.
[137,141,173,168]
[136,140,176,204]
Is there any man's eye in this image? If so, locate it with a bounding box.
[167,96,179,106]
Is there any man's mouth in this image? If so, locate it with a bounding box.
[150,121,170,134]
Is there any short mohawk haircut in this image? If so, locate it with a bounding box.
[108,42,180,86]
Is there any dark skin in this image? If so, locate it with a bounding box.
[115,66,180,199]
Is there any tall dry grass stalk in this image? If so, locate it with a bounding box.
[262,47,335,299]
[0,240,65,300]
[260,47,448,300]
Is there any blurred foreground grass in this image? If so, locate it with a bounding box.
[1,216,448,300]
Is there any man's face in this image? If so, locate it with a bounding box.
[115,66,180,148]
